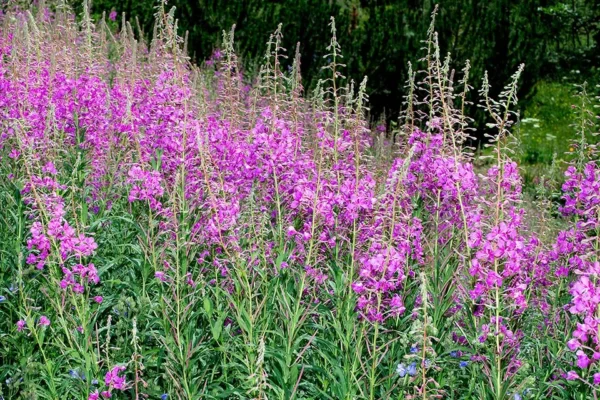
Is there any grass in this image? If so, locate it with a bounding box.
[519,80,578,165]
[513,78,599,192]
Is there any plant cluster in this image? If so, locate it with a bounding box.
[0,3,598,400]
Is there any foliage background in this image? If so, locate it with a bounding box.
[71,0,600,128]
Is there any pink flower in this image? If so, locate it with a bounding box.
[38,316,50,327]
[8,148,19,159]
[88,390,99,400]
[127,166,164,210]
[594,373,600,385]
[86,264,100,284]
[109,11,117,21]
[287,226,297,237]
[16,319,26,332]
[93,296,103,304]
[567,338,580,351]
[73,283,85,294]
[576,350,591,368]
[565,370,579,380]
[42,161,57,175]
[105,365,127,390]
[351,282,365,294]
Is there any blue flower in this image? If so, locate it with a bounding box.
[459,361,468,368]
[449,351,458,358]
[410,346,418,354]
[424,359,432,368]
[407,362,417,376]
[396,363,407,377]
[513,394,522,400]
[92,379,99,385]
[161,394,169,400]
[0,295,6,303]
[68,370,85,380]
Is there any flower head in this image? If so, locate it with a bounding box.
[16,320,26,332]
[105,365,127,390]
[69,370,85,380]
[396,363,407,378]
[407,362,417,376]
[565,370,579,381]
[576,350,591,369]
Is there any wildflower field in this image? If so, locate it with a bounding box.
[0,3,599,400]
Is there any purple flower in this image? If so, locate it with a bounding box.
[567,338,580,351]
[396,363,407,377]
[38,316,50,327]
[69,370,85,380]
[576,350,591,369]
[16,320,26,332]
[565,370,579,381]
[407,362,417,376]
[155,271,167,282]
[42,161,57,175]
[127,166,164,210]
[104,365,127,390]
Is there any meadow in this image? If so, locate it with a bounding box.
[0,3,599,400]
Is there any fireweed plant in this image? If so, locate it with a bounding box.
[0,2,599,400]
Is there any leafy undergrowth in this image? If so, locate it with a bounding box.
[0,3,599,400]
[516,79,599,192]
